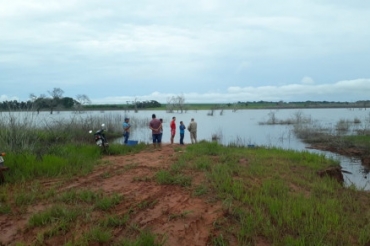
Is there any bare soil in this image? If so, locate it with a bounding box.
[0,144,223,246]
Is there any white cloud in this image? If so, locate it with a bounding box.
[89,79,370,104]
[0,94,19,102]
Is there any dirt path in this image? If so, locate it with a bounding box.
[0,144,223,246]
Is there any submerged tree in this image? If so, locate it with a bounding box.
[47,88,64,114]
[166,94,186,113]
[75,94,91,112]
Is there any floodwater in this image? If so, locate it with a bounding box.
[5,108,370,190]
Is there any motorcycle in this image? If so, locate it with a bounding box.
[89,124,109,150]
[0,152,9,184]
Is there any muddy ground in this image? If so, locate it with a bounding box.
[0,144,223,246]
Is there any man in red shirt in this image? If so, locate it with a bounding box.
[170,116,176,144]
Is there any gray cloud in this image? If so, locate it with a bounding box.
[1,1,370,103]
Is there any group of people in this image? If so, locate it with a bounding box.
[122,114,197,147]
[150,114,197,147]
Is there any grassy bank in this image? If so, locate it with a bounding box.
[1,142,369,245]
[159,142,369,245]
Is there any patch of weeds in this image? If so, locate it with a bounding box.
[100,214,130,228]
[102,172,111,178]
[170,159,187,173]
[0,191,11,214]
[0,202,11,214]
[83,226,112,244]
[168,210,192,221]
[124,163,139,171]
[14,191,37,206]
[137,199,158,210]
[116,229,166,246]
[193,157,211,171]
[28,205,80,227]
[79,190,101,203]
[211,233,229,246]
[193,184,208,196]
[95,193,122,211]
[43,220,71,238]
[42,187,57,200]
[35,232,45,245]
[14,243,27,246]
[133,176,152,182]
[155,170,192,187]
[58,189,101,204]
[127,222,141,233]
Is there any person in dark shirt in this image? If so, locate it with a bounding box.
[149,114,162,148]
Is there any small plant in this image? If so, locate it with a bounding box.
[193,184,208,196]
[137,199,158,210]
[168,210,192,221]
[155,170,192,187]
[133,176,152,182]
[0,202,11,214]
[100,214,130,228]
[212,234,229,246]
[116,229,165,246]
[353,117,361,124]
[95,193,122,211]
[83,226,112,243]
[28,205,79,227]
[336,119,350,131]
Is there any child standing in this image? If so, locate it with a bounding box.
[179,121,186,145]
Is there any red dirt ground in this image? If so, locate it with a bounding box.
[0,144,223,246]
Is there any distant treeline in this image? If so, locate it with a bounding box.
[0,97,77,111]
[231,100,370,109]
[0,98,162,111]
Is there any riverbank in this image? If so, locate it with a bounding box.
[1,142,369,245]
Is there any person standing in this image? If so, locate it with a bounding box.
[149,114,162,148]
[170,116,176,144]
[187,118,197,144]
[122,118,131,144]
[179,121,186,145]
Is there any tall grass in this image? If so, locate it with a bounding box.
[0,110,151,183]
[0,111,148,153]
[4,144,101,182]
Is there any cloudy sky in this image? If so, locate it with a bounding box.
[1,0,370,104]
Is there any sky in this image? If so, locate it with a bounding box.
[1,0,370,104]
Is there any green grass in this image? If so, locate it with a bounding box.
[95,193,122,211]
[100,214,130,228]
[155,170,192,187]
[28,205,80,227]
[114,229,165,246]
[82,226,113,244]
[173,142,370,245]
[343,135,370,147]
[4,144,101,183]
